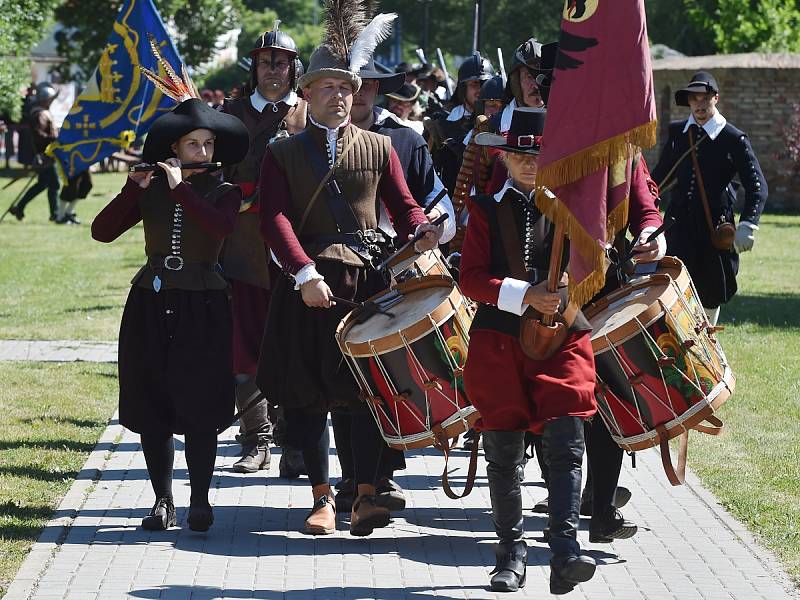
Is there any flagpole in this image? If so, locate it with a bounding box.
[543,222,566,327]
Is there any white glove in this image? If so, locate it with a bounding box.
[633,226,667,263]
[733,221,758,254]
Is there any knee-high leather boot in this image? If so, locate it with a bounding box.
[483,430,528,592]
[541,416,596,595]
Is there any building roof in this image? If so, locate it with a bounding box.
[652,53,800,70]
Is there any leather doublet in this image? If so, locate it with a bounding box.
[268,124,391,265]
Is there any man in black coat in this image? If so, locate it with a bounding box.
[652,71,767,324]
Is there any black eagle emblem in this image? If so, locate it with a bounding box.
[555,30,599,71]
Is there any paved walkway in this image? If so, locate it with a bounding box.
[4,416,797,600]
[0,340,117,363]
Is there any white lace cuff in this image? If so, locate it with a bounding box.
[293,263,324,290]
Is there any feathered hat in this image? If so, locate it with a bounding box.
[137,36,249,165]
[297,0,397,93]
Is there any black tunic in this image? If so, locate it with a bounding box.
[651,119,768,308]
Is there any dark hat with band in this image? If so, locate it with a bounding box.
[143,98,249,165]
[385,82,421,103]
[474,107,546,154]
[675,71,719,106]
[359,58,405,95]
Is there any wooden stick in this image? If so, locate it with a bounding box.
[543,221,566,326]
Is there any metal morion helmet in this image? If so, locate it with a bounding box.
[35,82,58,104]
[248,20,300,92]
[455,52,494,106]
[457,51,494,84]
[475,75,505,116]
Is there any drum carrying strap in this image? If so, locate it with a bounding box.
[657,415,724,486]
[435,427,480,499]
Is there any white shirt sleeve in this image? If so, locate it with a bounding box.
[497,277,531,316]
[426,173,457,244]
[293,263,324,290]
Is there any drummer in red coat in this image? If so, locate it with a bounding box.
[459,107,597,594]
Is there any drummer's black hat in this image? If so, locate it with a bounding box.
[143,98,249,165]
[675,71,719,106]
[474,107,546,155]
[359,58,405,95]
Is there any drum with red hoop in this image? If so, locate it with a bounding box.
[335,275,478,450]
[584,258,735,484]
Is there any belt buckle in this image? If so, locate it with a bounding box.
[164,255,184,271]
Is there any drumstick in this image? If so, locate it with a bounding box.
[129,161,222,172]
[625,216,676,262]
[423,188,449,215]
[375,213,449,272]
[329,296,396,318]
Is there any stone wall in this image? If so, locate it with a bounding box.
[645,54,800,212]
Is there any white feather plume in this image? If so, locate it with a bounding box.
[348,12,397,73]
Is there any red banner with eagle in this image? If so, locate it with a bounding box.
[535,0,657,306]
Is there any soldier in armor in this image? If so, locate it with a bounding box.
[221,21,308,476]
[10,82,60,222]
[424,52,494,196]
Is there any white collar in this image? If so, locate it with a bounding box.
[494,178,536,203]
[308,114,350,164]
[447,104,472,122]
[373,107,400,127]
[683,111,727,141]
[500,99,517,134]
[250,89,298,113]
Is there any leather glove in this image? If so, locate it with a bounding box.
[733,221,758,253]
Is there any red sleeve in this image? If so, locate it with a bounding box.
[91,178,144,243]
[172,182,240,240]
[459,201,503,306]
[259,147,314,274]
[628,158,662,238]
[379,148,427,240]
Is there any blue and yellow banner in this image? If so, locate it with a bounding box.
[48,0,184,181]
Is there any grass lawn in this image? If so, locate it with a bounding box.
[0,362,118,597]
[689,213,800,585]
[0,169,139,341]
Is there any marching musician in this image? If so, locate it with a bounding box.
[255,5,442,538]
[91,79,249,532]
[327,58,456,515]
[460,107,597,594]
[652,71,768,325]
[221,22,308,478]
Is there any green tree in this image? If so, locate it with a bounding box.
[54,0,240,82]
[685,0,800,53]
[0,0,59,121]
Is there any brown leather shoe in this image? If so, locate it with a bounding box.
[304,495,336,535]
[350,494,390,537]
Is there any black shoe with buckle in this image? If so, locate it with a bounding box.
[141,496,176,531]
[375,477,406,512]
[490,540,527,592]
[187,503,214,532]
[532,495,549,514]
[589,508,638,543]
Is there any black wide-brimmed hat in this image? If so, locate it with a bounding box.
[359,58,405,95]
[474,107,546,154]
[675,71,719,106]
[385,82,421,103]
[143,98,249,165]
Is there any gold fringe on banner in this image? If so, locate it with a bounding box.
[534,119,656,305]
[536,120,657,193]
